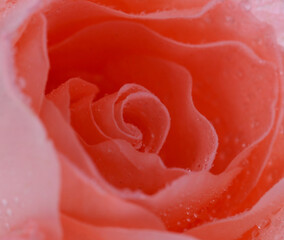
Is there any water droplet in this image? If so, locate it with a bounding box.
[6,208,12,217]
[226,194,231,199]
[258,218,271,229]
[186,211,190,216]
[186,218,191,222]
[13,197,19,203]
[242,2,251,11]
[241,143,246,148]
[163,212,168,217]
[179,203,183,208]
[1,199,8,206]
[177,221,181,226]
[193,213,198,218]
[225,16,234,23]
[4,223,10,230]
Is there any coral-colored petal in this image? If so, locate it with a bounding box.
[47,77,99,122]
[15,13,49,112]
[45,0,280,64]
[104,56,217,170]
[59,154,165,230]
[186,179,284,240]
[237,114,284,212]
[62,214,198,240]
[40,97,98,177]
[251,207,284,240]
[127,167,240,232]
[48,20,277,175]
[91,83,170,152]
[83,139,185,194]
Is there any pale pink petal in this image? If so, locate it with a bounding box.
[241,0,284,46]
[0,30,61,240]
[0,222,44,240]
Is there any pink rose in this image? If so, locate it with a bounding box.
[0,0,283,239]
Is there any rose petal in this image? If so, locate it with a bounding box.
[0,33,61,240]
[15,13,49,112]
[83,139,185,194]
[237,114,284,212]
[40,97,165,229]
[47,77,99,122]
[59,154,165,230]
[86,0,215,14]
[45,0,280,64]
[61,214,198,240]
[242,0,284,46]
[40,97,98,177]
[126,167,240,232]
[0,222,44,240]
[91,83,170,152]
[48,20,277,174]
[252,207,284,240]
[0,0,44,38]
[186,179,284,240]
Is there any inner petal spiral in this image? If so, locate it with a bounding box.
[49,78,170,153]
[92,84,171,153]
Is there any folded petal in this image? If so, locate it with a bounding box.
[126,167,240,231]
[15,13,49,112]
[59,154,165,230]
[0,37,61,239]
[83,139,185,194]
[186,179,284,240]
[62,214,198,240]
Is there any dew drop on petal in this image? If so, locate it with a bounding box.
[225,16,234,23]
[6,208,12,217]
[242,2,251,11]
[1,199,8,206]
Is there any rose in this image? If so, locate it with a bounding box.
[0,0,283,239]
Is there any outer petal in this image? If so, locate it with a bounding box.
[0,0,61,238]
[244,0,284,46]
[15,13,49,113]
[62,214,199,240]
[186,179,284,240]
[0,222,44,240]
[0,27,61,240]
[59,154,165,230]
